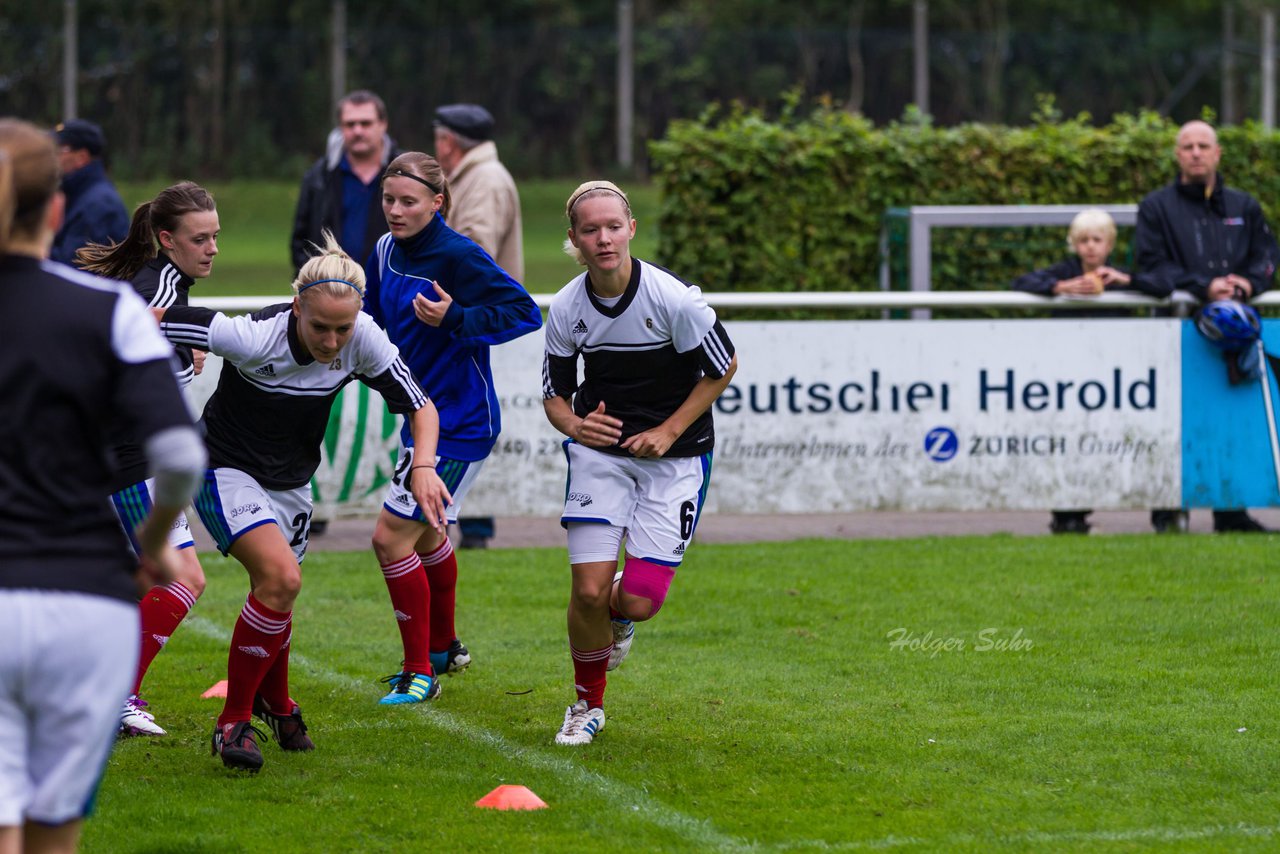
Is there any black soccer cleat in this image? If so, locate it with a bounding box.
[252,695,315,751]
[211,721,267,772]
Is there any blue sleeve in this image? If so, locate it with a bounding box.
[362,242,386,328]
[437,251,542,346]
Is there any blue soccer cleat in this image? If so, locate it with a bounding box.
[430,638,472,676]
[378,671,441,705]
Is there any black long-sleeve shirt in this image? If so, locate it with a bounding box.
[1136,176,1279,302]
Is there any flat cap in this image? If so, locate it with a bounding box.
[53,119,106,156]
[433,104,494,142]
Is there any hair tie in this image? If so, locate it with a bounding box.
[383,168,442,195]
[298,278,362,294]
[568,185,629,215]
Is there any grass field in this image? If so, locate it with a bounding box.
[83,534,1280,853]
[116,179,659,298]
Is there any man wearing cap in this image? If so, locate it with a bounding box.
[433,103,525,550]
[433,103,524,283]
[50,119,130,267]
[291,89,401,272]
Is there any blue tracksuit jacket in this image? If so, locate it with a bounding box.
[364,215,541,460]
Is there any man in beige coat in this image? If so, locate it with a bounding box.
[433,104,525,281]
[433,104,525,548]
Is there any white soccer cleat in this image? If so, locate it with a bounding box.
[554,699,605,746]
[608,618,635,671]
[120,695,167,737]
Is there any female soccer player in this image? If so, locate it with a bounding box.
[542,181,737,745]
[0,118,204,853]
[158,233,449,772]
[363,152,540,704]
[78,181,219,737]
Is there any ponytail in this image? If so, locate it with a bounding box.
[76,201,157,280]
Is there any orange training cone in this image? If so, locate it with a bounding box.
[474,785,548,811]
[201,679,228,699]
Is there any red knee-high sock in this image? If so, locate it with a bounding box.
[570,643,612,708]
[380,553,432,673]
[419,539,457,652]
[133,581,196,694]
[255,618,294,712]
[219,594,291,726]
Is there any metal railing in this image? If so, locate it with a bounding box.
[195,289,1280,314]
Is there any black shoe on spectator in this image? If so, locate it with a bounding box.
[1049,511,1091,535]
[1213,510,1268,533]
[1151,509,1189,534]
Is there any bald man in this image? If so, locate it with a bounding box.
[1137,120,1278,303]
[1136,120,1280,533]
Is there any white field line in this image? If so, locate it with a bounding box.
[773,822,1280,850]
[185,615,756,852]
[188,616,1274,853]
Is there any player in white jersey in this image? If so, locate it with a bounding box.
[158,233,449,772]
[78,181,220,737]
[542,181,737,745]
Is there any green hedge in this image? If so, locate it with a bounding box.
[649,100,1280,294]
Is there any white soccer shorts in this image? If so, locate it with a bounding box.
[193,468,314,564]
[110,477,196,556]
[560,441,712,566]
[0,590,138,826]
[382,444,484,525]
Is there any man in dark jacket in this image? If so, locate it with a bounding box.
[50,119,129,266]
[290,90,400,272]
[1137,119,1280,533]
[291,91,400,536]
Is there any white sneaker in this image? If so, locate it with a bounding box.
[554,700,605,746]
[120,695,167,737]
[608,619,635,671]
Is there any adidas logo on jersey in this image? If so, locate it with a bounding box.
[572,318,589,334]
[238,645,271,658]
[393,493,412,506]
[672,542,686,556]
[252,364,276,377]
[153,634,169,647]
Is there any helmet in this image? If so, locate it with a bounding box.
[1195,299,1261,352]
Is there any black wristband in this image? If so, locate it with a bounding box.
[410,464,436,471]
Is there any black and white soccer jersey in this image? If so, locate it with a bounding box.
[542,259,735,458]
[162,303,427,490]
[108,254,198,491]
[0,257,196,603]
[133,254,198,387]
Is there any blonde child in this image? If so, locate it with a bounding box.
[1013,208,1132,297]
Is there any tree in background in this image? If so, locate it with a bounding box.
[0,0,1247,179]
